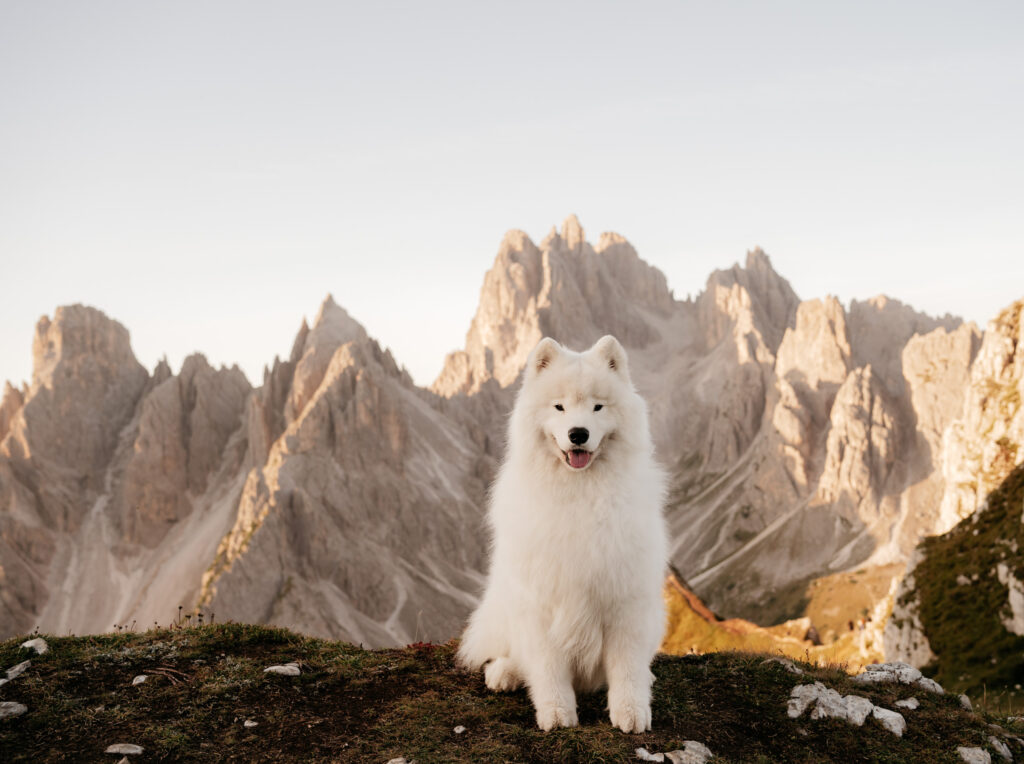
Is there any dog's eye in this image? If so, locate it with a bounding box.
[554,404,564,411]
[593,404,603,412]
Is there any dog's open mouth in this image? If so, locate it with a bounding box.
[564,448,592,469]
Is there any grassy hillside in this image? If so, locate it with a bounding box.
[908,460,1024,699]
[0,623,1014,762]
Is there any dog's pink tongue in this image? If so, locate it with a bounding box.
[569,450,591,469]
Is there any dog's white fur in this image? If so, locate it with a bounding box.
[457,335,668,732]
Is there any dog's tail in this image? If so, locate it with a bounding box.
[456,596,508,670]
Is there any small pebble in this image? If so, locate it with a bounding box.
[895,697,920,710]
[453,725,466,734]
[263,662,300,676]
[244,720,258,728]
[131,675,147,686]
[0,702,28,720]
[959,694,974,712]
[104,743,144,755]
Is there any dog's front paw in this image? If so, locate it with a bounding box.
[608,698,651,733]
[535,702,578,731]
[484,657,521,692]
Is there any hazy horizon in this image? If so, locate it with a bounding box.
[3,1,1022,388]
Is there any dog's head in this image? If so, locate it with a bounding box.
[518,335,635,472]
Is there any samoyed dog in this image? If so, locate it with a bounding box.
[457,335,668,733]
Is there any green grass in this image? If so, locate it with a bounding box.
[0,623,1015,762]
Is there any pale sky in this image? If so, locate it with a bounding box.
[2,1,1022,389]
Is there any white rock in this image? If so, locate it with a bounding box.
[852,661,923,686]
[665,741,714,764]
[871,706,906,737]
[788,682,873,726]
[0,702,28,720]
[957,747,992,764]
[104,743,144,755]
[997,564,1024,636]
[5,660,31,681]
[244,719,258,728]
[960,694,974,712]
[788,682,827,718]
[761,657,802,674]
[263,663,300,676]
[453,725,466,734]
[385,758,415,764]
[20,638,49,655]
[131,675,147,686]
[916,676,945,695]
[636,749,665,762]
[895,697,920,710]
[989,736,1012,761]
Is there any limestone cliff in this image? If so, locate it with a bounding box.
[886,300,1024,673]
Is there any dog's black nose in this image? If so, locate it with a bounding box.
[568,427,589,445]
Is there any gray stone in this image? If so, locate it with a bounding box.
[104,743,144,755]
[957,747,992,764]
[989,735,1012,761]
[263,663,300,676]
[916,676,945,695]
[761,657,802,674]
[0,702,28,720]
[871,706,906,737]
[960,694,974,712]
[5,660,30,681]
[852,661,922,686]
[665,741,715,764]
[895,697,920,710]
[131,675,147,686]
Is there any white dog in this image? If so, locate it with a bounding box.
[457,335,668,733]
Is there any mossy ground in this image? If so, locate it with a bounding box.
[911,461,1024,703]
[0,623,1013,762]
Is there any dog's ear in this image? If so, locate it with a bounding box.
[591,335,629,378]
[528,337,562,377]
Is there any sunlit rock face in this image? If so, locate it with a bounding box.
[0,219,1012,645]
[886,300,1024,668]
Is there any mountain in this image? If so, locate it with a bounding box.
[0,300,498,645]
[885,299,1024,691]
[0,216,1010,649]
[434,216,978,625]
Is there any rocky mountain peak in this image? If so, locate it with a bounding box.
[935,298,1024,530]
[432,217,677,397]
[284,296,370,425]
[8,305,148,481]
[0,381,25,444]
[697,249,799,358]
[30,304,142,391]
[561,213,585,253]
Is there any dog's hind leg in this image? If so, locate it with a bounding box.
[484,656,522,691]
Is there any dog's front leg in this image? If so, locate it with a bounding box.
[603,619,655,733]
[524,644,578,731]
